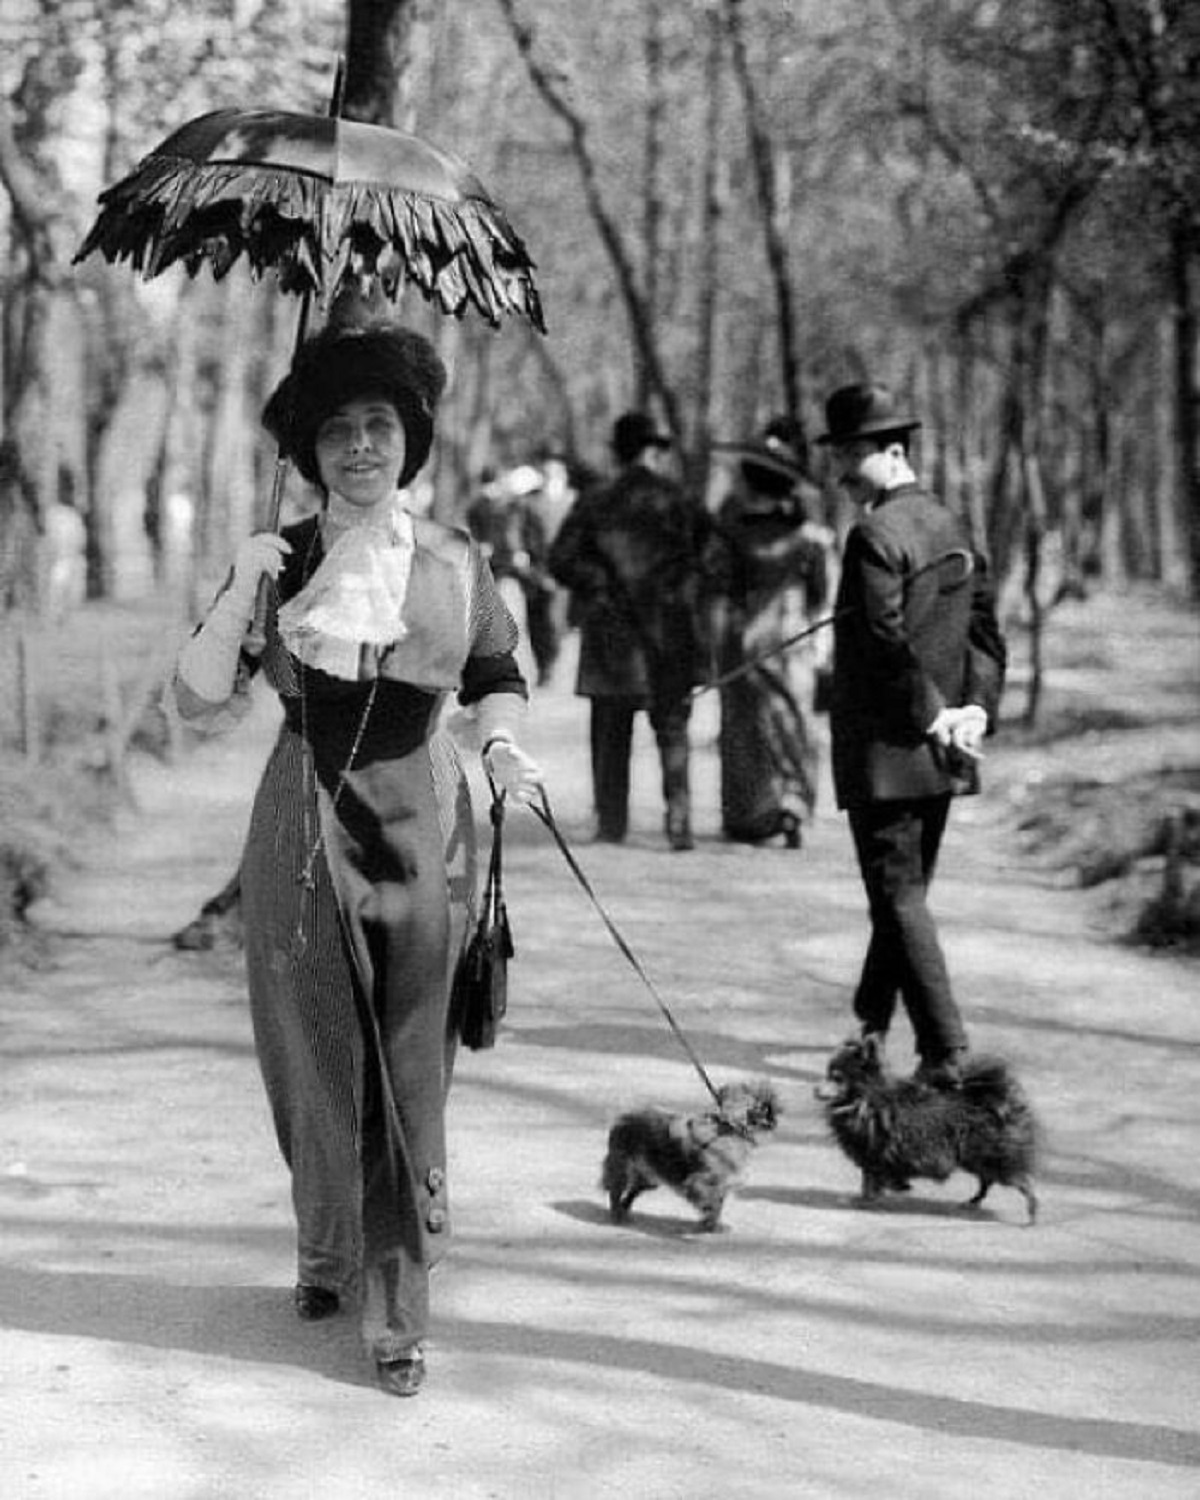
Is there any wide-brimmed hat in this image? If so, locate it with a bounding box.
[713,415,810,488]
[611,411,671,464]
[815,383,920,446]
[262,317,447,489]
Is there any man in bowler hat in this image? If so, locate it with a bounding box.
[819,382,1006,1084]
[549,411,711,850]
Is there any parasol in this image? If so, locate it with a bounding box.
[74,76,544,641]
[73,104,544,331]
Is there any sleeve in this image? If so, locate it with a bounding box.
[962,552,1007,727]
[458,542,528,707]
[847,526,945,736]
[547,496,609,597]
[172,573,261,733]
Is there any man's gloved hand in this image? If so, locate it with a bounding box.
[950,704,988,759]
[483,738,546,804]
[926,706,959,749]
[927,704,987,763]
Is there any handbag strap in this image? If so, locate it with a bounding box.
[481,777,506,921]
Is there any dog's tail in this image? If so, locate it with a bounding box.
[963,1056,1030,1116]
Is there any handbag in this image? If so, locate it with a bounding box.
[454,783,515,1051]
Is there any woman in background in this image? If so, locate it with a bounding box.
[711,418,831,848]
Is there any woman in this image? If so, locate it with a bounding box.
[174,314,543,1397]
[711,418,831,848]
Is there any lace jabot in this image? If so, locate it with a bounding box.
[277,493,416,679]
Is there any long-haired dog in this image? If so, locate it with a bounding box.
[817,1035,1039,1224]
[601,1079,780,1231]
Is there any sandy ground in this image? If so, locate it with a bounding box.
[4,613,1200,1499]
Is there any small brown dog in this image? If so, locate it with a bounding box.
[817,1035,1039,1223]
[601,1079,780,1231]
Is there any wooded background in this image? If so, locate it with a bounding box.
[1,0,1197,640]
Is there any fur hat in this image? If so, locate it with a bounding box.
[263,320,447,490]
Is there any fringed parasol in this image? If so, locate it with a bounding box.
[74,106,544,331]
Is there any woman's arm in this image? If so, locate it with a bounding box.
[174,533,291,723]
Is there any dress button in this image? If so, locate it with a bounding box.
[426,1207,447,1232]
[426,1167,445,1193]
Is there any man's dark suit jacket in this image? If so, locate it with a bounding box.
[830,483,1006,809]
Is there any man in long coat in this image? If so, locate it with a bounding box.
[819,383,1006,1084]
[549,411,710,850]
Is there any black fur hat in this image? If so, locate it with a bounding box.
[263,321,447,490]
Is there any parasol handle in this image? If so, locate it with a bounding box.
[243,453,292,657]
[244,53,344,658]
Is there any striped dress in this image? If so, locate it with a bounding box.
[234,512,524,1360]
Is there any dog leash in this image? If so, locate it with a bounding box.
[520,548,976,1102]
[528,788,724,1108]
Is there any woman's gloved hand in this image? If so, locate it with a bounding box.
[483,738,545,805]
[228,532,292,606]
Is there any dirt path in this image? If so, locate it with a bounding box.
[3,627,1199,1499]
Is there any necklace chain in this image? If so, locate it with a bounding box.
[289,523,380,958]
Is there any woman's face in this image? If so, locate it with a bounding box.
[314,395,407,507]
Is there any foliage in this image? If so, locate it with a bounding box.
[0,0,1195,613]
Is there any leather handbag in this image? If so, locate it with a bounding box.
[454,785,514,1051]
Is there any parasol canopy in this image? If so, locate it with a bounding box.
[73,106,544,331]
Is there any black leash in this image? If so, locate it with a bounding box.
[527,787,723,1108]
[518,546,976,1102]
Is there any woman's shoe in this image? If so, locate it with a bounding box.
[376,1347,426,1397]
[293,1284,340,1321]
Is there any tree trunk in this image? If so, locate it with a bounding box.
[196,280,260,585]
[723,0,801,423]
[1169,224,1200,599]
[1156,310,1189,591]
[92,366,171,600]
[637,0,665,409]
[495,0,682,443]
[690,2,725,494]
[344,0,432,129]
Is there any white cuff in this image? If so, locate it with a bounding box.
[475,691,527,756]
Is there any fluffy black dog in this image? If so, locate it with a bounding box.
[817,1035,1039,1224]
[601,1080,780,1231]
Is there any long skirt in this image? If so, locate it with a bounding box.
[241,718,474,1361]
[718,607,821,842]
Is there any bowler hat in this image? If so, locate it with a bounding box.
[612,411,672,464]
[815,383,920,446]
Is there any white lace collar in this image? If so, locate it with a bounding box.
[277,493,416,679]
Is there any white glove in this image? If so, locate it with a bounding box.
[483,738,545,805]
[926,705,987,761]
[176,532,291,707]
[227,532,292,608]
[950,704,988,759]
[926,706,958,749]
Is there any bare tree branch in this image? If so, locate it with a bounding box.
[492,0,681,441]
[722,0,801,424]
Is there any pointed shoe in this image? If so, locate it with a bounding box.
[376,1348,426,1398]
